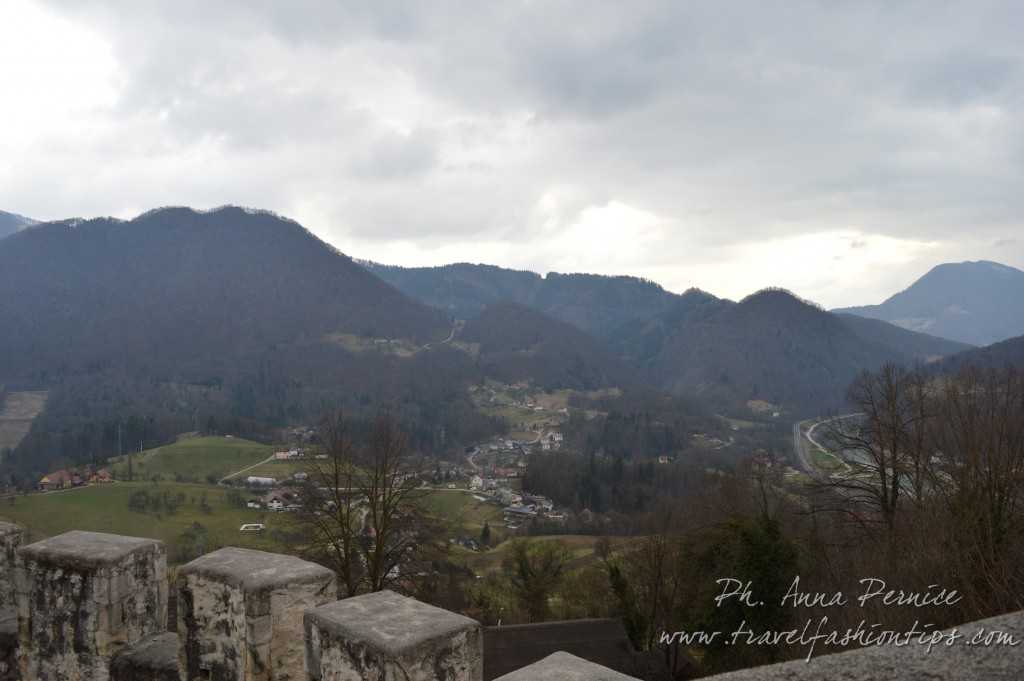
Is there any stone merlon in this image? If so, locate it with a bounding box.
[0,522,24,613]
[15,530,167,681]
[177,546,337,681]
[304,589,483,681]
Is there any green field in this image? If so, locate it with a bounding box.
[810,446,844,472]
[109,436,273,483]
[418,490,505,536]
[241,459,312,480]
[0,482,293,560]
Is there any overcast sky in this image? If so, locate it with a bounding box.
[2,1,1022,307]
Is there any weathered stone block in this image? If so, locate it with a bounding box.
[492,652,641,681]
[0,610,18,681]
[15,530,167,681]
[304,590,483,681]
[177,547,336,681]
[109,632,180,681]
[0,522,24,612]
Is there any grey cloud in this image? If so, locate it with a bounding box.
[9,0,1024,306]
[350,129,439,180]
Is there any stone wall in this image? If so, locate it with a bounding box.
[0,611,17,681]
[0,522,24,612]
[14,531,167,681]
[2,523,1022,681]
[304,590,482,681]
[176,547,336,681]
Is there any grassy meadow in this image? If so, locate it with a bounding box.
[109,436,273,483]
[0,481,293,560]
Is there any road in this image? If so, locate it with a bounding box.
[424,319,463,350]
[806,413,863,453]
[792,413,863,480]
[220,454,277,484]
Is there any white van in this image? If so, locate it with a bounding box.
[239,523,265,533]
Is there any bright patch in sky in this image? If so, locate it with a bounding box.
[0,0,118,151]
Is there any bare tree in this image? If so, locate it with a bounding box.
[817,364,931,533]
[299,411,442,597]
[359,414,439,593]
[296,410,363,596]
[929,366,1024,612]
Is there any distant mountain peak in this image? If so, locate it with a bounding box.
[835,260,1024,346]
[740,287,825,311]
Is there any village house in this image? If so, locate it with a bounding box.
[87,468,114,484]
[37,469,74,492]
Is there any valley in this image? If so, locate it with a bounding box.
[2,205,1023,678]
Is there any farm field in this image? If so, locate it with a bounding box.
[0,481,292,559]
[418,489,505,537]
[241,459,312,480]
[109,436,273,483]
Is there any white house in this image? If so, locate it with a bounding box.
[267,497,284,511]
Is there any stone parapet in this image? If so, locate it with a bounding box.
[304,589,483,681]
[3,526,1023,681]
[15,530,167,681]
[0,610,17,681]
[0,522,24,612]
[109,632,179,681]
[177,546,336,681]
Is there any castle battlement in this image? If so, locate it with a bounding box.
[0,526,1021,681]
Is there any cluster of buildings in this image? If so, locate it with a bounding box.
[243,472,310,513]
[501,493,561,528]
[36,467,113,492]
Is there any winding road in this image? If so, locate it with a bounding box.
[792,413,864,479]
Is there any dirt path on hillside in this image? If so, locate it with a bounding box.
[0,391,48,453]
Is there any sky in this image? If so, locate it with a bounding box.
[1,1,1023,308]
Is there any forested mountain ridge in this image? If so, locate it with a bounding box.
[362,261,679,341]
[366,258,972,412]
[0,206,450,382]
[937,333,1024,373]
[461,302,633,391]
[0,207,638,481]
[621,288,971,411]
[0,210,36,240]
[835,260,1024,346]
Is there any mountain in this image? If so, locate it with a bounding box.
[0,210,36,239]
[0,207,513,480]
[621,288,970,411]
[834,261,1024,346]
[0,206,450,381]
[460,302,631,390]
[366,261,971,411]
[362,262,678,341]
[937,334,1024,373]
